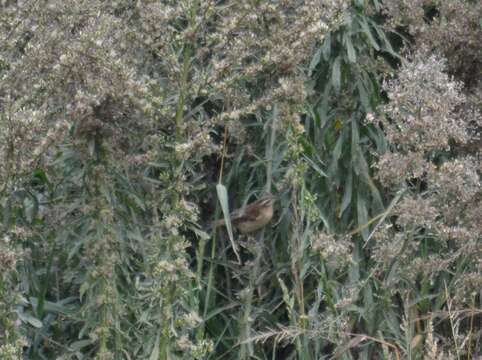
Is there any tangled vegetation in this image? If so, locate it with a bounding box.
[0,0,480,359]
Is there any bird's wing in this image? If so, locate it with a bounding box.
[231,205,259,223]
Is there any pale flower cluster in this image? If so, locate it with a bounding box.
[382,52,467,152]
[394,196,439,230]
[372,48,481,298]
[383,0,481,91]
[153,257,194,285]
[311,232,352,270]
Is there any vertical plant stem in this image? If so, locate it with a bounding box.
[291,191,310,359]
[174,34,192,141]
[266,104,278,192]
[240,106,278,358]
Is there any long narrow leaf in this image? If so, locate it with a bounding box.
[216,183,241,263]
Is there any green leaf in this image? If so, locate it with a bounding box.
[340,169,352,217]
[303,155,327,178]
[128,191,146,211]
[332,133,344,163]
[360,18,380,51]
[149,330,160,360]
[331,56,342,92]
[384,310,402,338]
[278,276,294,310]
[216,183,241,263]
[356,192,370,241]
[216,184,233,238]
[351,119,361,176]
[356,78,370,111]
[79,281,89,301]
[32,169,52,192]
[70,340,93,351]
[363,189,405,245]
[321,33,331,60]
[193,227,210,241]
[318,208,332,233]
[23,194,38,223]
[309,106,321,127]
[377,29,400,59]
[28,296,77,315]
[88,137,96,156]
[309,47,322,76]
[345,35,356,63]
[204,303,238,322]
[298,135,315,157]
[18,312,43,328]
[373,0,381,12]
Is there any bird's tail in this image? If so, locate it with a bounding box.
[211,219,225,229]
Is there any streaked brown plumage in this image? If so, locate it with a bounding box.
[212,194,274,234]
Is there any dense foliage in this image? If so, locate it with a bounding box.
[0,0,480,359]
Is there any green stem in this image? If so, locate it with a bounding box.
[175,45,192,142]
[240,107,278,358]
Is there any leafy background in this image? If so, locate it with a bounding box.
[0,0,480,359]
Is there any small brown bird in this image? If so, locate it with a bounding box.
[212,193,275,234]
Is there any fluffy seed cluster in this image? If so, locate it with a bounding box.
[371,49,481,304]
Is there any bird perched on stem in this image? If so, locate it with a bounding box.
[212,193,275,234]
